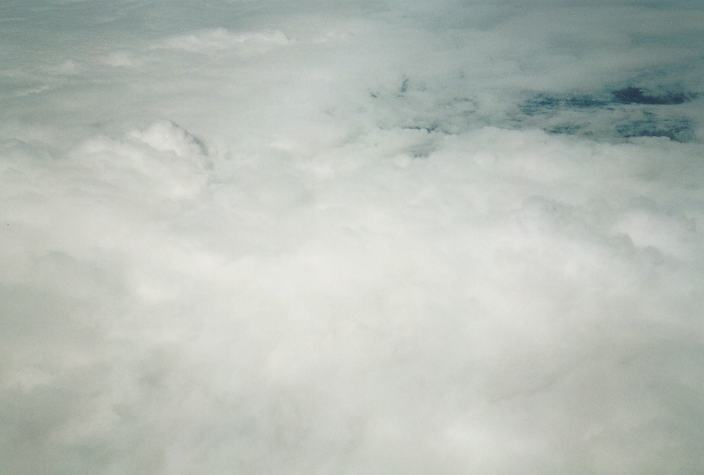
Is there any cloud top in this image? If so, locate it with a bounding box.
[1,1,703,474]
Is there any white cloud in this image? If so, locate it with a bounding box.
[154,28,290,56]
[1,1,703,474]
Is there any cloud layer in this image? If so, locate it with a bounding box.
[1,1,704,473]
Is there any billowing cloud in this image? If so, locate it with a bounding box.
[1,1,703,474]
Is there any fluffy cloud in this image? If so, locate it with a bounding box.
[1,1,703,474]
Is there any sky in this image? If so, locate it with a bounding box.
[1,1,704,473]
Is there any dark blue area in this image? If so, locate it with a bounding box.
[402,123,440,133]
[520,85,698,142]
[611,87,695,105]
[522,86,696,115]
[615,117,694,142]
[546,123,584,135]
[521,93,608,115]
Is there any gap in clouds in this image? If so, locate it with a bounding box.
[520,83,700,142]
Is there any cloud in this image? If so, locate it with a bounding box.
[153,28,290,56]
[1,1,704,474]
